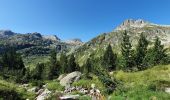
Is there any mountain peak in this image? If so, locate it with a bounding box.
[42,35,60,42]
[0,30,16,37]
[65,38,83,45]
[115,19,150,31]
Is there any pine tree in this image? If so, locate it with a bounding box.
[152,37,168,65]
[32,63,44,80]
[121,31,134,70]
[135,33,148,70]
[50,49,57,67]
[49,49,57,79]
[83,58,92,75]
[1,47,26,82]
[102,44,117,71]
[1,47,25,70]
[60,52,68,74]
[67,54,78,73]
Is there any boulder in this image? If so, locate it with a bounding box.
[36,89,44,95]
[165,87,170,94]
[60,71,82,87]
[59,94,79,100]
[27,87,38,92]
[36,89,51,100]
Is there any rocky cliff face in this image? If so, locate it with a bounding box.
[115,19,170,45]
[115,19,150,31]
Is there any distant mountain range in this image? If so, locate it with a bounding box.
[0,30,83,56]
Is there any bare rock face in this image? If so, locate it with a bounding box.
[59,71,82,87]
[65,39,83,45]
[42,35,60,42]
[115,19,150,31]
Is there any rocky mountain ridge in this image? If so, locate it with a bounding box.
[0,30,83,56]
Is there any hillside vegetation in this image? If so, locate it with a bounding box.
[111,64,170,99]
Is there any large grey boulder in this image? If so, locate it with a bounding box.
[60,71,82,87]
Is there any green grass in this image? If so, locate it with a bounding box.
[46,80,64,91]
[110,64,170,100]
[23,55,50,70]
[72,75,105,93]
[0,79,35,99]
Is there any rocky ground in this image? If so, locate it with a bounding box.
[20,71,103,100]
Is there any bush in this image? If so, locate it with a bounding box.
[47,81,64,91]
[0,87,22,100]
[31,80,44,88]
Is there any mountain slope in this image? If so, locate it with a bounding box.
[75,19,170,66]
[0,30,83,56]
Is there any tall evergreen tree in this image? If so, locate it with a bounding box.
[32,63,44,80]
[49,49,57,79]
[67,54,78,73]
[102,44,117,71]
[1,47,25,70]
[60,52,68,74]
[50,49,57,67]
[152,36,168,65]
[83,58,92,75]
[0,47,26,82]
[135,33,149,70]
[121,31,134,70]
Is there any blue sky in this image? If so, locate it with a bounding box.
[0,0,170,42]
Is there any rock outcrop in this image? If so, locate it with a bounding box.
[36,89,51,100]
[59,71,82,87]
[115,19,149,31]
[65,38,83,45]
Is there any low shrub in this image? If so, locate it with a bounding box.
[47,81,64,91]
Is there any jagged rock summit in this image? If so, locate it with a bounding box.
[65,38,83,45]
[42,35,60,42]
[115,19,150,31]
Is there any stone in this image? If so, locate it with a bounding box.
[36,89,51,100]
[59,94,79,100]
[27,87,38,92]
[165,87,170,93]
[36,89,44,95]
[60,71,82,87]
